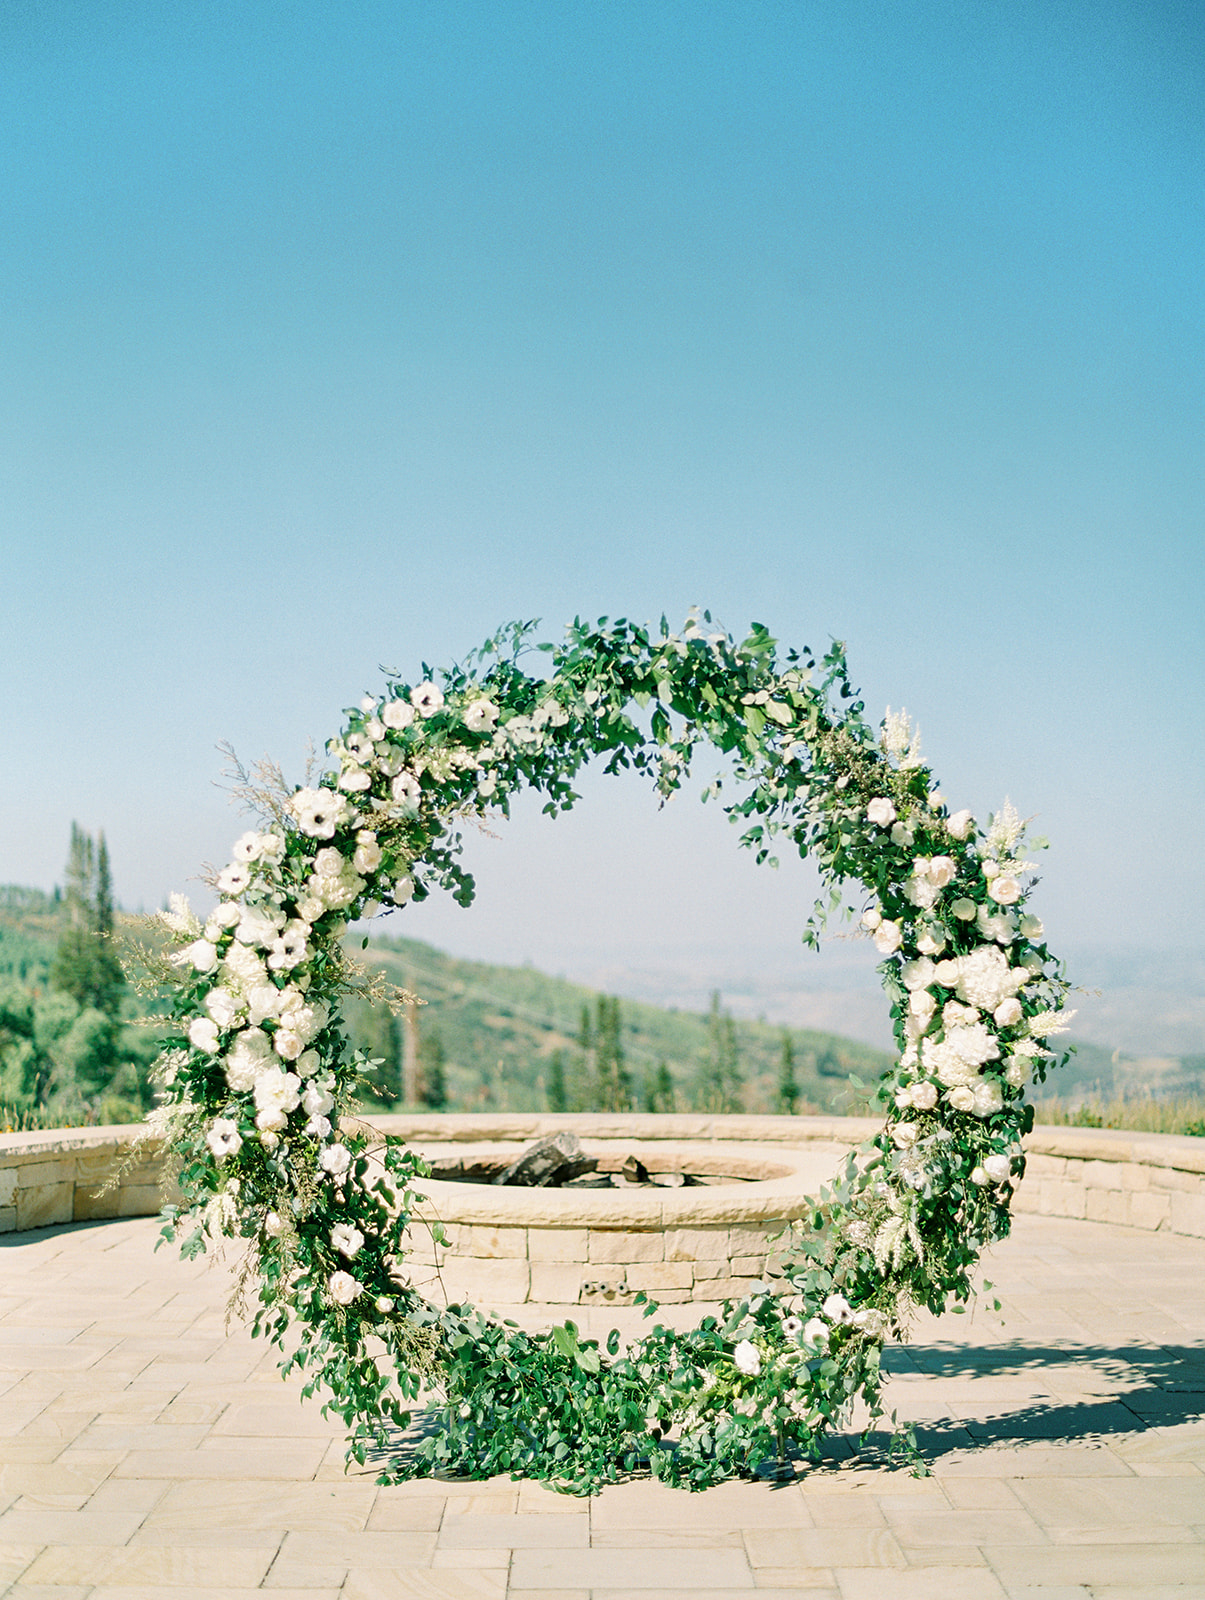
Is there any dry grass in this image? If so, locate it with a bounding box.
[1033,1094,1205,1137]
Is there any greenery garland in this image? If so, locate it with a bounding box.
[150,612,1070,1492]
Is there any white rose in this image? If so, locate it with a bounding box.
[255,1105,289,1134]
[296,1049,321,1078]
[188,1016,220,1053]
[873,920,903,955]
[1019,913,1044,939]
[320,1143,352,1177]
[236,904,284,948]
[477,774,497,798]
[906,1079,938,1111]
[732,1339,761,1376]
[915,924,947,956]
[890,820,915,847]
[181,938,219,973]
[303,1081,334,1118]
[328,1270,363,1306]
[947,1086,976,1113]
[381,697,415,730]
[353,832,382,873]
[971,1165,989,1186]
[927,856,956,887]
[212,901,243,929]
[866,798,897,828]
[852,1307,887,1338]
[933,958,960,987]
[993,997,1024,1027]
[1004,1056,1030,1087]
[908,989,937,1022]
[391,875,415,906]
[264,1210,286,1237]
[247,984,284,1025]
[983,1153,1012,1184]
[988,874,1022,905]
[861,907,882,931]
[900,957,936,991]
[951,898,977,921]
[971,1079,1004,1117]
[331,1222,365,1259]
[891,1122,919,1148]
[947,809,975,840]
[977,905,1018,945]
[338,767,372,793]
[205,988,242,1030]
[410,682,445,718]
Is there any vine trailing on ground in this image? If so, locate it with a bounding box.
[140,611,1071,1491]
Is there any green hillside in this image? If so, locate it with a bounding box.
[347,934,892,1115]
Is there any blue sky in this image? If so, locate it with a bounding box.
[2,2,1201,1007]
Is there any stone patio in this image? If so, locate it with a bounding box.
[1,1210,1203,1599]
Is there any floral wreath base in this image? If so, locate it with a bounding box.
[150,613,1070,1493]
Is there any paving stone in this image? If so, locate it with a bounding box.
[21,1542,276,1586]
[511,1545,753,1587]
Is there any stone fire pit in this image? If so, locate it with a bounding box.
[366,1113,866,1305]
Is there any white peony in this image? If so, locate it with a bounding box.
[1004,1056,1030,1088]
[235,903,285,948]
[733,1339,761,1376]
[873,920,903,955]
[904,874,940,910]
[977,904,1018,944]
[205,987,242,1030]
[927,855,957,887]
[956,947,1022,1010]
[947,809,975,840]
[328,1270,363,1306]
[224,1028,275,1092]
[945,1023,1001,1067]
[866,797,897,828]
[331,1222,365,1259]
[993,997,1023,1027]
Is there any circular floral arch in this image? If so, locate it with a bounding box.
[153,613,1069,1492]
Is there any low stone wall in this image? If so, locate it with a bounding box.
[1013,1125,1205,1236]
[0,1125,179,1233]
[3,1115,1203,1264]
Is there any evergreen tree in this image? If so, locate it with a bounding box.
[695,991,743,1112]
[49,824,125,1017]
[546,1049,567,1114]
[594,995,632,1112]
[776,1029,801,1115]
[644,1059,675,1113]
[419,1028,448,1110]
